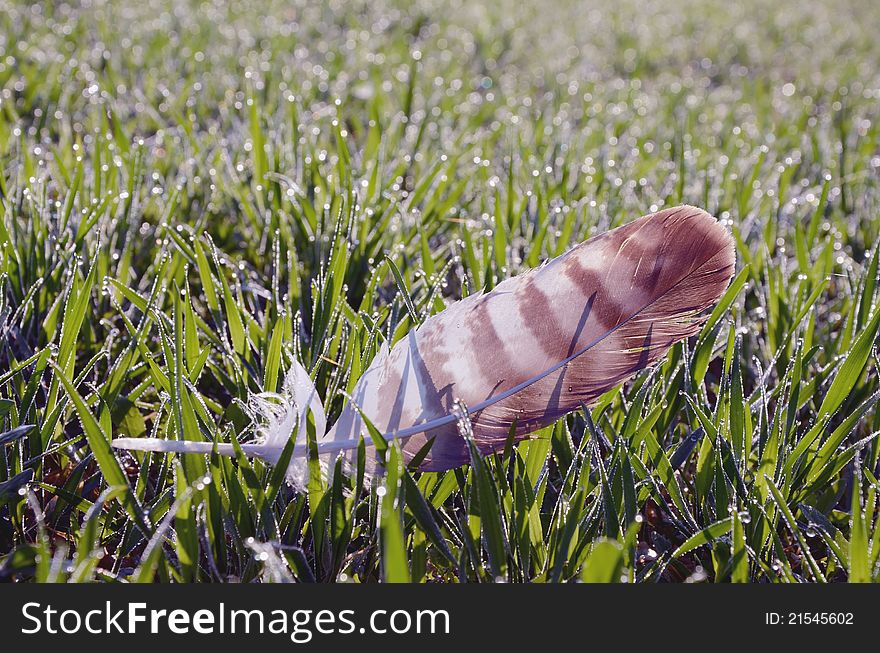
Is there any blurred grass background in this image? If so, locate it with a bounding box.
[1,0,879,582]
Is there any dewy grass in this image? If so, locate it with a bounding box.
[1,0,879,582]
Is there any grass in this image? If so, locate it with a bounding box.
[1,0,879,583]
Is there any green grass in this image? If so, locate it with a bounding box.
[1,0,880,583]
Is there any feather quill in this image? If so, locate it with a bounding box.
[113,205,735,484]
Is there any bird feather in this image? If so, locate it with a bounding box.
[113,205,735,485]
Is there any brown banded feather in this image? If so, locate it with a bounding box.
[111,205,736,482]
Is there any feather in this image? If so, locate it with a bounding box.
[113,205,735,482]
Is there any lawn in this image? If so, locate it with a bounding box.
[1,0,879,582]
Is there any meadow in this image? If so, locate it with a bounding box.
[1,0,879,583]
